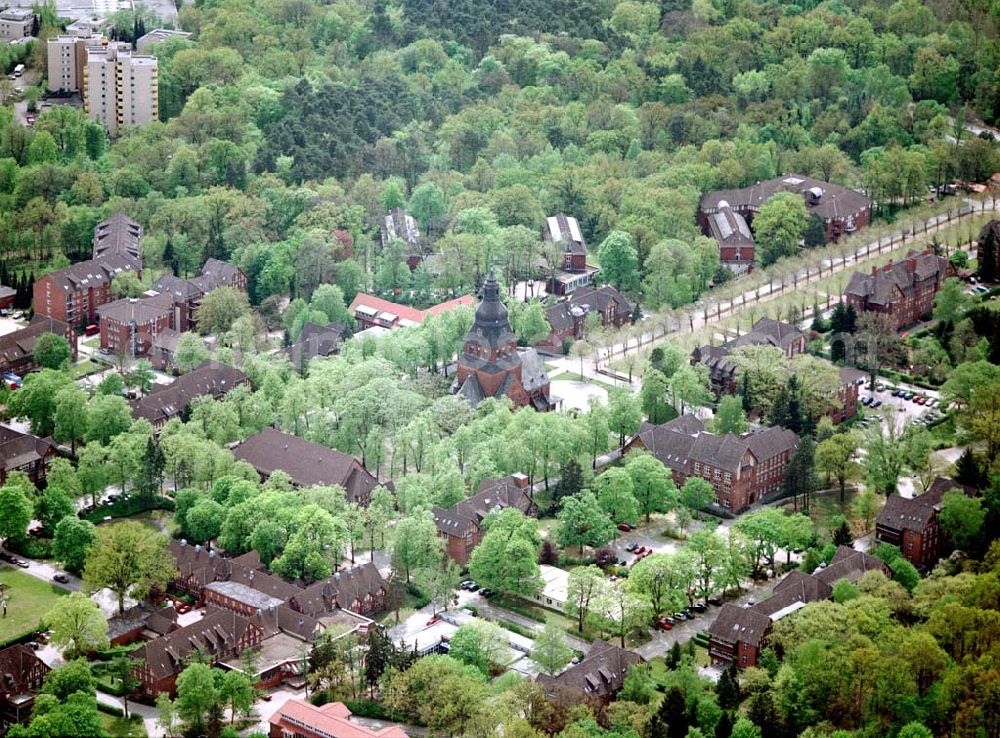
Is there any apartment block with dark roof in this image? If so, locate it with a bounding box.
[876,477,978,571]
[433,474,534,566]
[33,213,143,327]
[232,428,379,505]
[97,293,173,356]
[0,644,50,731]
[625,414,797,513]
[708,547,888,668]
[692,317,806,396]
[699,174,872,246]
[148,258,248,333]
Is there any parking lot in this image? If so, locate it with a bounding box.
[856,379,943,433]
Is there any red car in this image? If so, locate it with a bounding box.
[656,618,673,631]
[426,615,440,626]
[617,523,632,532]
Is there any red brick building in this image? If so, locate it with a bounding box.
[150,259,248,333]
[699,174,872,248]
[131,361,249,429]
[0,645,50,731]
[876,477,978,571]
[544,214,600,295]
[97,293,172,356]
[269,699,408,738]
[0,316,76,379]
[33,213,143,328]
[625,415,798,512]
[708,548,888,668]
[452,272,554,411]
[0,426,59,487]
[844,249,954,330]
[433,474,535,566]
[540,286,632,351]
[706,203,755,275]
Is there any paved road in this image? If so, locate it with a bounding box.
[1,548,80,592]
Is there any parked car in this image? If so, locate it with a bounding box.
[27,642,40,651]
[707,597,723,607]
[872,400,882,408]
[690,603,707,612]
[625,543,638,552]
[460,580,473,590]
[673,612,688,621]
[426,615,440,626]
[52,573,69,584]
[15,559,28,569]
[861,397,871,406]
[656,618,673,631]
[467,583,480,592]
[617,523,632,532]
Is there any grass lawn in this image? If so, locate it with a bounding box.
[82,336,101,349]
[551,372,618,393]
[802,488,879,538]
[71,358,102,379]
[99,713,147,738]
[0,567,67,641]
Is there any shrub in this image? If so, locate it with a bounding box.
[345,699,389,719]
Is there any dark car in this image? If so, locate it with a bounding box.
[683,609,696,618]
[872,400,882,408]
[15,559,28,569]
[707,597,723,607]
[27,642,40,651]
[625,543,638,552]
[690,603,707,613]
[467,582,480,592]
[479,589,494,598]
[52,573,69,584]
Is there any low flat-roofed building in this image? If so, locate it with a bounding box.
[523,564,569,611]
[136,27,192,53]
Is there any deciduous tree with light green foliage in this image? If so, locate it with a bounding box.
[7,368,74,437]
[390,511,442,583]
[680,477,714,512]
[624,450,677,521]
[815,432,860,503]
[565,565,607,633]
[754,192,808,266]
[54,386,88,454]
[594,467,639,526]
[53,517,95,574]
[449,619,509,674]
[597,231,639,291]
[531,622,573,676]
[33,332,72,370]
[196,286,251,336]
[939,489,985,550]
[83,521,176,614]
[469,508,542,597]
[0,485,32,548]
[627,553,689,617]
[174,662,218,735]
[174,331,210,373]
[557,490,616,554]
[713,395,748,434]
[84,393,133,445]
[44,593,109,658]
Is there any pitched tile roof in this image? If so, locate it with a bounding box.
[0,426,57,473]
[544,214,587,256]
[97,294,172,324]
[708,204,754,247]
[92,213,142,266]
[708,603,772,648]
[131,608,256,681]
[569,285,632,317]
[349,293,474,327]
[232,428,377,504]
[845,251,951,305]
[876,477,976,534]
[701,174,871,222]
[537,639,642,697]
[271,699,408,738]
[0,644,49,693]
[813,546,889,585]
[131,361,248,425]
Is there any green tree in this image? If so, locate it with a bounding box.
[627,553,689,617]
[33,333,72,370]
[594,467,639,525]
[669,365,713,414]
[174,663,218,735]
[815,432,860,503]
[680,477,714,512]
[218,669,254,725]
[624,451,677,522]
[174,332,209,373]
[53,517,95,574]
[449,620,509,675]
[42,658,96,700]
[110,271,144,299]
[390,512,442,582]
[557,491,616,554]
[514,301,550,345]
[608,388,643,448]
[753,192,808,266]
[713,395,748,434]
[34,486,73,536]
[730,717,762,738]
[185,498,226,545]
[640,369,673,424]
[195,286,251,335]
[933,277,971,325]
[7,369,74,436]
[44,593,109,658]
[85,394,133,445]
[939,489,985,550]
[565,565,608,632]
[597,231,639,291]
[0,485,32,548]
[83,522,176,613]
[54,386,88,454]
[469,509,542,597]
[531,622,573,676]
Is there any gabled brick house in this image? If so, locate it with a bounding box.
[544,214,600,295]
[708,547,888,668]
[0,316,76,379]
[625,415,797,512]
[433,474,535,566]
[0,644,50,732]
[844,249,954,330]
[540,286,632,351]
[876,477,978,571]
[131,361,249,429]
[0,426,60,487]
[536,639,642,702]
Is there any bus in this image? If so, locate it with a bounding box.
[13,64,24,77]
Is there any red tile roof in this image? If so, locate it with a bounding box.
[270,699,408,738]
[349,293,474,327]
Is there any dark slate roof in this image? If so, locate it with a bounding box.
[131,609,255,681]
[700,174,871,222]
[232,428,378,504]
[151,274,202,301]
[287,322,345,363]
[0,644,49,691]
[813,546,888,585]
[569,285,632,317]
[845,251,951,306]
[537,639,641,697]
[40,253,138,293]
[876,477,977,534]
[92,212,142,266]
[725,318,804,353]
[0,426,57,473]
[689,433,751,471]
[745,427,799,463]
[543,214,587,256]
[463,272,518,353]
[97,294,172,324]
[0,317,71,370]
[151,328,182,354]
[132,361,248,424]
[545,302,585,333]
[753,571,831,618]
[106,604,179,640]
[193,259,243,291]
[708,604,772,648]
[434,476,534,536]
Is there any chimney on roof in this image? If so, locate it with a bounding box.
[208,550,215,559]
[194,544,201,558]
[180,539,187,547]
[511,472,529,489]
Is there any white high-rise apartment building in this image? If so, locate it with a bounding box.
[83,42,158,135]
[47,34,103,92]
